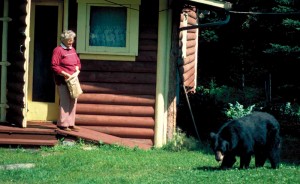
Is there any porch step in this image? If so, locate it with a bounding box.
[0,123,153,149]
[0,123,58,146]
[0,137,58,146]
[56,127,152,150]
[0,124,56,135]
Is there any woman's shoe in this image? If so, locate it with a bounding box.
[58,126,72,131]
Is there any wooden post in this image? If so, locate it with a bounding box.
[166,4,181,141]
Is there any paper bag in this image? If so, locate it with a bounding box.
[65,75,83,99]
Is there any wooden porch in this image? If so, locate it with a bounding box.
[0,122,153,150]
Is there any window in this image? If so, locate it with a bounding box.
[89,7,126,48]
[77,0,141,61]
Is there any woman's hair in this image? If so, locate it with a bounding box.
[60,30,76,41]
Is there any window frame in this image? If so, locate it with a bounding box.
[77,0,141,61]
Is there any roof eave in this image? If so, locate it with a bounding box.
[187,0,232,10]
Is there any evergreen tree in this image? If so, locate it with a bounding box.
[198,0,300,101]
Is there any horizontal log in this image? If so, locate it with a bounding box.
[79,71,156,84]
[139,33,158,39]
[9,60,26,72]
[75,114,154,128]
[0,138,57,146]
[7,91,24,106]
[179,61,195,75]
[183,68,195,83]
[82,126,154,139]
[124,138,153,146]
[188,16,197,25]
[8,51,25,61]
[183,61,195,73]
[81,60,156,73]
[5,114,23,127]
[179,31,196,40]
[139,40,158,51]
[76,104,155,116]
[7,81,25,92]
[139,45,157,51]
[7,72,25,83]
[186,39,196,48]
[188,8,197,18]
[78,94,155,105]
[0,133,55,140]
[183,7,196,13]
[80,82,156,95]
[186,54,196,64]
[183,74,196,89]
[0,124,56,135]
[178,54,195,66]
[187,27,197,33]
[187,33,197,40]
[7,103,24,116]
[136,51,157,62]
[186,47,196,56]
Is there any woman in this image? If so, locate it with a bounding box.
[51,30,81,131]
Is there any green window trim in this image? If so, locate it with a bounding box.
[77,0,141,61]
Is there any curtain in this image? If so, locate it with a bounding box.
[89,6,127,47]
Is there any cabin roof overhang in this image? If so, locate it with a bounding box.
[179,0,232,31]
[187,0,232,10]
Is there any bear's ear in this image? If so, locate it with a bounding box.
[210,132,216,139]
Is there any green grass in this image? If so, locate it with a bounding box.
[0,137,299,184]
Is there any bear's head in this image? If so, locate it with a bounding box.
[210,132,230,162]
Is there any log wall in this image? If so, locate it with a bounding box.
[76,0,158,145]
[6,0,28,125]
[178,5,198,92]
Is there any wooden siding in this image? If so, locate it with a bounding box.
[4,0,160,146]
[76,0,158,144]
[178,5,198,92]
[0,122,152,149]
[0,122,58,146]
[6,0,27,125]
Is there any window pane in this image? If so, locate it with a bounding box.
[89,6,127,47]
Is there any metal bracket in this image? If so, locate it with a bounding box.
[0,61,11,66]
[0,17,12,22]
[0,103,9,108]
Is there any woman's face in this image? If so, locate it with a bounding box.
[62,38,74,48]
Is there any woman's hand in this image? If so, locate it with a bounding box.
[73,66,80,77]
[61,71,71,79]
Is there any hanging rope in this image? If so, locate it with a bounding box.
[182,84,201,142]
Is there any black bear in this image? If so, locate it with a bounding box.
[210,112,281,169]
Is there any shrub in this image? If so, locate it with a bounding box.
[265,102,300,124]
[225,101,255,119]
[196,80,263,106]
[163,128,199,151]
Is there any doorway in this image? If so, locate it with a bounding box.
[28,1,63,121]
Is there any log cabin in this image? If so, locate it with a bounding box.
[0,0,231,148]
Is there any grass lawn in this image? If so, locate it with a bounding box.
[0,136,299,184]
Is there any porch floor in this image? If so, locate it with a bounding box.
[0,122,152,150]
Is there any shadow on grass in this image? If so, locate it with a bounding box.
[194,166,222,171]
[194,165,283,171]
[196,135,300,167]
